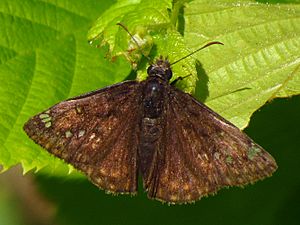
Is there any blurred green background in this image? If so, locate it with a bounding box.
[0,0,299,225]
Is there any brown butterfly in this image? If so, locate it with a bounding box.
[24,39,277,204]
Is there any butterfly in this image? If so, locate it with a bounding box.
[23,42,277,204]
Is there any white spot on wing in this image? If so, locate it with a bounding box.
[78,130,85,138]
[89,133,95,140]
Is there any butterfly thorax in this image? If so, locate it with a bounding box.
[142,77,166,119]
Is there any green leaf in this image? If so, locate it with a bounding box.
[184,0,300,128]
[0,0,299,176]
[87,0,172,51]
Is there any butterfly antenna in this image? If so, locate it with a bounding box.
[116,23,152,62]
[170,41,224,66]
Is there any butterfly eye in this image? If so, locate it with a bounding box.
[165,68,172,80]
[147,65,154,75]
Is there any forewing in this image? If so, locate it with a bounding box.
[148,87,277,204]
[24,81,142,194]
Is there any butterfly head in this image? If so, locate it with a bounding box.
[147,56,172,81]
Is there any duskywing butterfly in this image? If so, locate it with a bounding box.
[23,28,277,204]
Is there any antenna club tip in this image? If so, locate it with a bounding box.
[215,41,224,45]
[206,41,224,46]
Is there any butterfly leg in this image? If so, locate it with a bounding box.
[170,74,192,86]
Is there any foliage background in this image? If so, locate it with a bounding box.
[0,0,299,225]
